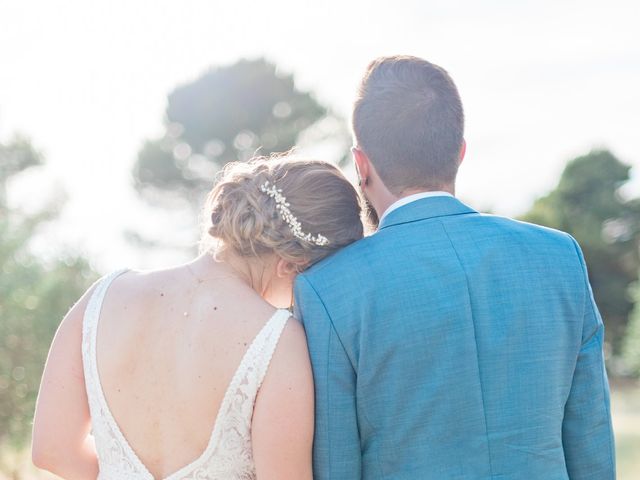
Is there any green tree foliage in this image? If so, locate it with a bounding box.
[133,58,328,206]
[622,278,640,374]
[0,136,96,449]
[0,134,42,205]
[521,150,640,353]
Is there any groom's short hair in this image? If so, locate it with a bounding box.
[352,56,464,193]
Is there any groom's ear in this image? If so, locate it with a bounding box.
[458,139,467,166]
[351,146,371,185]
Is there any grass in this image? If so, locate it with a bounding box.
[611,379,640,478]
[617,433,640,478]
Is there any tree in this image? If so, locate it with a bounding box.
[0,134,42,205]
[622,277,640,375]
[133,58,331,208]
[521,150,640,354]
[0,136,96,452]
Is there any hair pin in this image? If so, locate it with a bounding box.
[260,181,329,246]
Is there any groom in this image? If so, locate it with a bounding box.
[294,56,615,479]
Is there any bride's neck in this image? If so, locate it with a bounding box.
[190,248,271,296]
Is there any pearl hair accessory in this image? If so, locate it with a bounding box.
[260,180,330,246]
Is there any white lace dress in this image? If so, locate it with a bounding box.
[82,269,291,480]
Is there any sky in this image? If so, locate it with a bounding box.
[1,0,639,271]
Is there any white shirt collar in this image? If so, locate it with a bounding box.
[379,191,454,224]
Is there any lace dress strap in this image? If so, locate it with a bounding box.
[81,268,150,479]
[82,268,130,381]
[82,268,131,387]
[83,269,129,336]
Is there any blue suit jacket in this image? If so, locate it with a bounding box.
[294,196,615,479]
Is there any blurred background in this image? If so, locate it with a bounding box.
[1,0,639,477]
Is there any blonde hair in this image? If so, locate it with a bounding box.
[203,154,364,266]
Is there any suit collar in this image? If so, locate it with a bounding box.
[379,191,453,225]
[378,195,477,230]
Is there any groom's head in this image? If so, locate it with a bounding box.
[352,56,465,217]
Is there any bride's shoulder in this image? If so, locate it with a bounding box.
[279,315,307,350]
[90,267,174,316]
[262,311,310,381]
[257,313,312,399]
[104,266,175,295]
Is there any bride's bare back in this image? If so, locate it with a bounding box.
[32,260,314,480]
[99,267,275,474]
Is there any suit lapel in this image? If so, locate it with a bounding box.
[378,196,478,230]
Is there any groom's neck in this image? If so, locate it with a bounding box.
[373,184,456,219]
[399,185,456,197]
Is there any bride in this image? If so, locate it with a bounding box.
[31,155,364,479]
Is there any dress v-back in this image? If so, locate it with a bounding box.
[82,269,291,480]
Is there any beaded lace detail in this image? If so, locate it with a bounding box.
[82,269,291,479]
